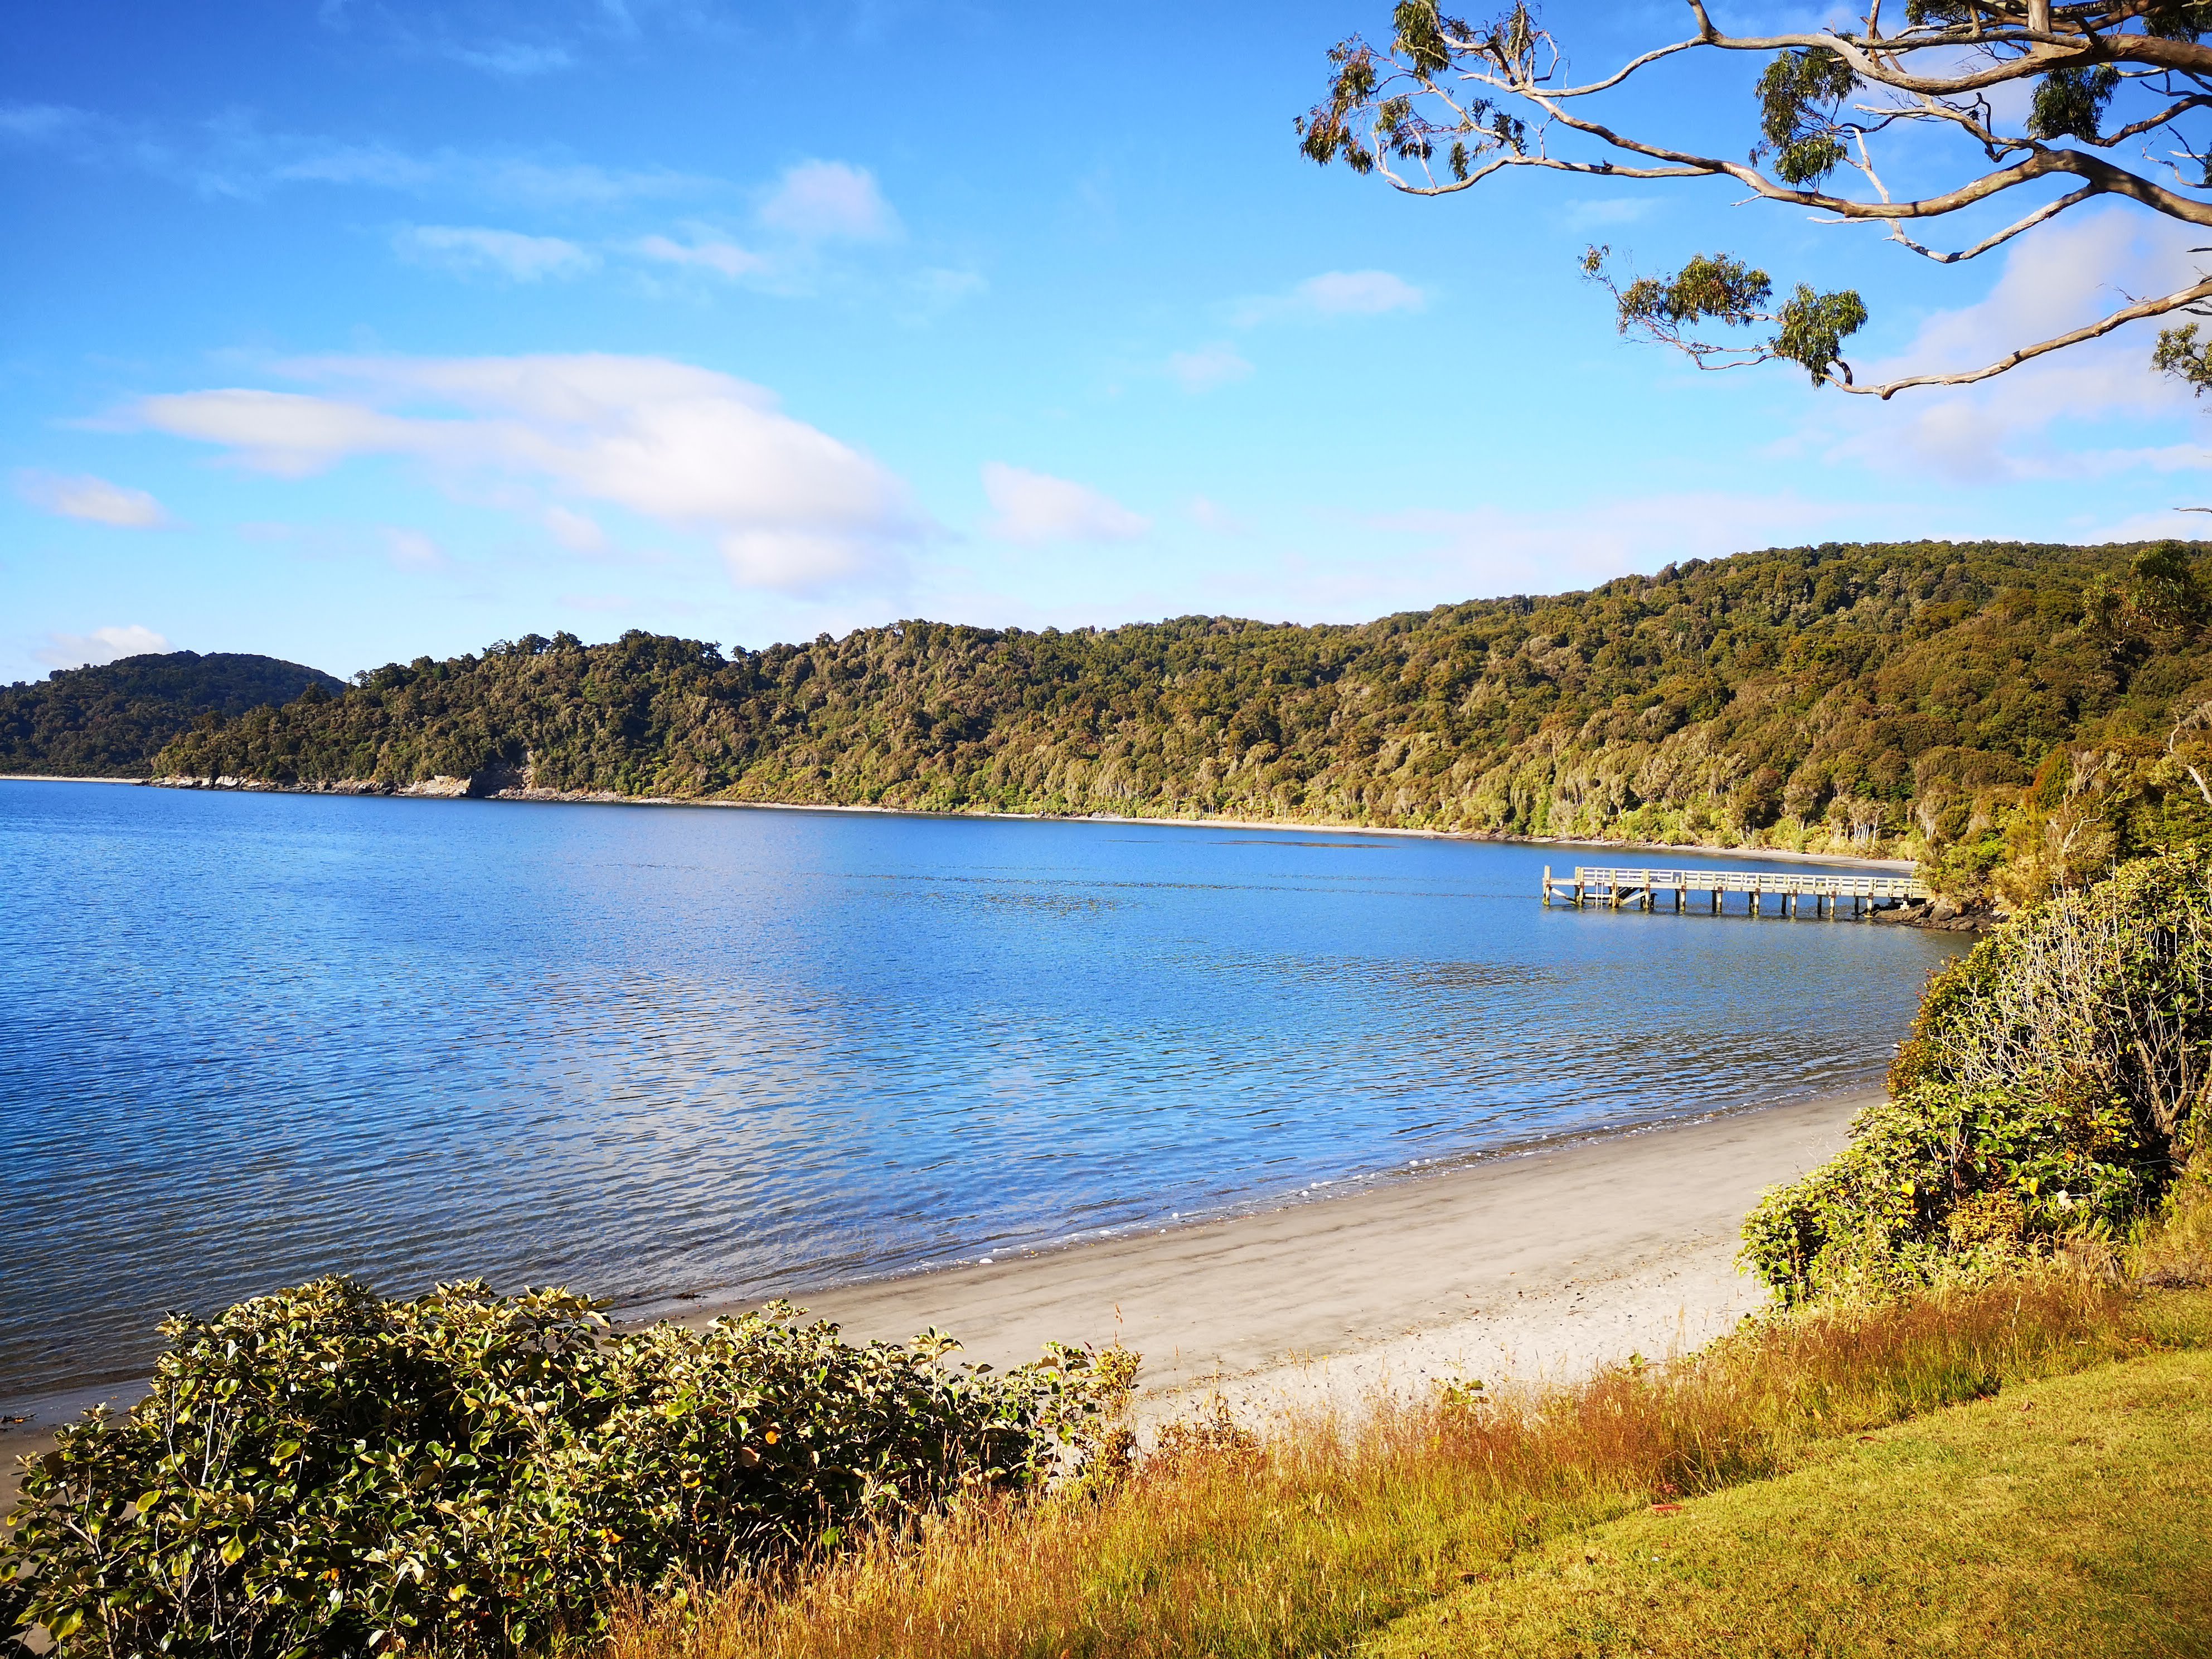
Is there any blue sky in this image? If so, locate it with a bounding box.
[4,1,2205,683]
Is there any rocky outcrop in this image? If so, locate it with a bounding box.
[1871,898,2000,933]
[154,770,526,799]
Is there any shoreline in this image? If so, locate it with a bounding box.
[0,773,144,784]
[22,773,1917,872]
[661,1089,1869,1420]
[2,1090,1869,1503]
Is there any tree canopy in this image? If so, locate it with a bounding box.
[1301,2,2212,397]
[0,651,345,779]
[153,540,2212,907]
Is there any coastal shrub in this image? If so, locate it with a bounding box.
[0,1277,1132,1659]
[600,1272,2212,1659]
[1742,851,2212,1301]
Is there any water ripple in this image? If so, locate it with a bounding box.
[0,787,1966,1398]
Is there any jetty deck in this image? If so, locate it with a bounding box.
[1542,864,1930,918]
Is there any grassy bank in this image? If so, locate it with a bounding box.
[1369,1346,2212,1657]
[603,1223,2212,1659]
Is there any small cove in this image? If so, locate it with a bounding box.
[0,783,1966,1399]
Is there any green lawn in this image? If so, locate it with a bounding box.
[1367,1350,2212,1658]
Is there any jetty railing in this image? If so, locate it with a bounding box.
[1542,864,1931,918]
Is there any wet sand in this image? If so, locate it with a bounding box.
[3,1092,1864,1507]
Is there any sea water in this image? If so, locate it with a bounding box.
[0,782,1966,1397]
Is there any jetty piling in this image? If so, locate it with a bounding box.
[1541,865,1929,917]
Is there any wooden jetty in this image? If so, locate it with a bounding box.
[1542,864,1931,918]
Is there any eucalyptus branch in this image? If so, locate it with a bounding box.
[1300,0,2212,397]
[1840,274,2212,395]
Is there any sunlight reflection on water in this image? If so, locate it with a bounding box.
[0,785,1966,1396]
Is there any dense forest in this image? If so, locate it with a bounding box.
[1,651,344,778]
[154,540,2212,904]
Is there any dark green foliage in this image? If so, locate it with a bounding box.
[1390,0,1459,77]
[1742,852,2212,1302]
[2028,64,2122,142]
[1591,249,1863,384]
[1772,283,1870,384]
[153,541,2212,901]
[0,1278,1131,1658]
[0,652,343,779]
[1614,253,1773,332]
[2155,321,2212,395]
[2147,0,2212,39]
[1756,47,1859,186]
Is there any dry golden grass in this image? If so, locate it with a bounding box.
[601,1257,2212,1659]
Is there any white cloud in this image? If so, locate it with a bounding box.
[0,101,711,207]
[1190,496,1251,534]
[439,38,575,76]
[1561,196,1657,229]
[1365,491,1955,601]
[396,224,597,281]
[1813,207,2212,483]
[758,160,898,242]
[908,266,987,312]
[385,527,449,571]
[1167,343,1254,394]
[130,353,924,593]
[278,145,702,206]
[633,230,767,278]
[17,471,169,527]
[981,463,1149,546]
[0,103,87,143]
[1234,270,1427,326]
[37,624,172,670]
[544,504,610,553]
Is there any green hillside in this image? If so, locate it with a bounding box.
[153,539,2212,902]
[1,651,345,779]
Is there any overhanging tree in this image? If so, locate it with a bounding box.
[1299,1,2212,397]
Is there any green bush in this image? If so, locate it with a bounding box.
[1743,851,2212,1301]
[1,1278,1132,1658]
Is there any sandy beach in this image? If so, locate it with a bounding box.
[2,1091,1864,1507]
[675,1091,1865,1423]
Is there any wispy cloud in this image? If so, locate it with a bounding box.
[384,527,450,572]
[906,266,987,313]
[981,463,1148,546]
[757,159,899,242]
[1189,496,1251,535]
[395,224,598,281]
[0,101,712,206]
[1167,343,1254,394]
[17,471,171,527]
[37,624,172,670]
[1560,196,1658,229]
[128,353,927,593]
[1807,207,2212,484]
[1233,270,1427,327]
[436,37,576,76]
[316,0,729,77]
[544,505,611,554]
[632,229,767,279]
[0,103,88,143]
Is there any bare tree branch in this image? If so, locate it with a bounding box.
[1841,275,2212,396]
[1298,0,2212,395]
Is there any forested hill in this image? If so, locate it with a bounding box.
[156,539,2212,904]
[2,652,345,778]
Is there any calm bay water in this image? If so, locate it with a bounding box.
[1,782,1965,1398]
